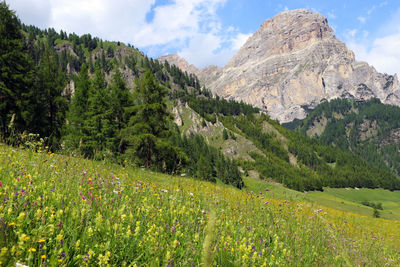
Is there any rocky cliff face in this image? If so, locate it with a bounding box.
[158,54,222,85]
[160,9,400,123]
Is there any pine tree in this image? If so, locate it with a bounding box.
[222,129,229,140]
[196,155,214,182]
[0,2,35,142]
[64,63,91,151]
[121,70,183,171]
[82,67,108,158]
[35,47,67,149]
[108,69,132,154]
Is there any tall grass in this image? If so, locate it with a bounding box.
[0,144,399,266]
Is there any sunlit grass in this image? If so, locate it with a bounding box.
[0,144,399,266]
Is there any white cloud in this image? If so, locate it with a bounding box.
[346,8,400,76]
[232,33,251,50]
[357,16,366,23]
[367,5,376,15]
[348,33,400,75]
[8,0,51,28]
[345,29,358,38]
[8,0,248,68]
[327,11,336,20]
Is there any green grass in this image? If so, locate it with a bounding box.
[244,175,400,220]
[307,188,400,220]
[0,144,399,266]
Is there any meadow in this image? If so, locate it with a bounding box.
[0,143,399,266]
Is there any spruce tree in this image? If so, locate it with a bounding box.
[64,63,91,151]
[108,69,132,154]
[196,155,214,182]
[35,47,67,149]
[82,67,107,158]
[0,2,34,142]
[121,70,183,171]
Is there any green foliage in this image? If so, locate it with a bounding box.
[221,111,399,191]
[361,201,383,210]
[298,98,400,176]
[169,133,243,188]
[34,47,68,149]
[121,70,184,173]
[222,129,229,140]
[221,114,289,162]
[1,144,400,266]
[183,92,259,122]
[63,64,91,152]
[3,5,398,194]
[373,208,380,218]
[82,67,110,159]
[196,155,214,182]
[0,2,35,143]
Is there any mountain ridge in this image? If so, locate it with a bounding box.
[159,9,400,123]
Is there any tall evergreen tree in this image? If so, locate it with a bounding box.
[0,2,34,142]
[108,69,132,154]
[121,70,183,171]
[33,46,68,149]
[64,63,91,151]
[82,66,107,158]
[196,155,214,182]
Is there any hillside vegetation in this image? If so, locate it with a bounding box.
[296,98,400,175]
[1,144,400,266]
[2,1,399,193]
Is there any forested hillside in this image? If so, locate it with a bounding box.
[296,98,400,176]
[1,2,399,192]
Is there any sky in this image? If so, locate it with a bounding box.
[7,0,400,75]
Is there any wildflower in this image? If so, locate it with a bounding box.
[38,239,45,243]
[28,248,36,253]
[8,222,15,226]
[41,255,46,259]
[1,247,8,255]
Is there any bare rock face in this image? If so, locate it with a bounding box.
[161,9,400,123]
[158,54,201,76]
[158,54,222,86]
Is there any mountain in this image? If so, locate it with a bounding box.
[160,9,400,123]
[158,54,222,86]
[2,3,399,192]
[296,98,400,176]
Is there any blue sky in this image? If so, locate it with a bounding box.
[8,0,400,75]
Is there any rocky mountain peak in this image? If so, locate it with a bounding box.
[160,9,400,123]
[158,54,222,84]
[158,54,200,75]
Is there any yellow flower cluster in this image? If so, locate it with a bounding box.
[0,143,399,266]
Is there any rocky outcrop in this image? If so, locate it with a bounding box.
[158,54,222,85]
[160,9,400,123]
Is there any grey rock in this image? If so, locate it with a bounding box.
[160,9,400,123]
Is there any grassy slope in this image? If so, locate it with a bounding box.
[244,176,400,220]
[0,144,400,266]
[176,103,264,160]
[307,188,400,220]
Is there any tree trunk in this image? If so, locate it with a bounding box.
[146,137,151,168]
